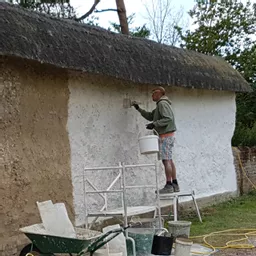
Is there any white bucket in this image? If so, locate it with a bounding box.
[138,135,159,154]
[174,238,193,256]
[168,221,192,238]
[94,249,123,256]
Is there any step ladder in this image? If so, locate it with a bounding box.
[159,190,202,222]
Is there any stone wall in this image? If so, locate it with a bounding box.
[233,147,256,195]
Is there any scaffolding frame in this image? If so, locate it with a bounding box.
[81,161,163,256]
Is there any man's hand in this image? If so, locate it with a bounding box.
[131,101,139,110]
[146,123,155,130]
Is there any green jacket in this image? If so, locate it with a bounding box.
[138,96,176,135]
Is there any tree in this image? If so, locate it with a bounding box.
[143,0,187,45]
[176,1,256,64]
[10,0,77,19]
[176,0,256,146]
[11,0,130,34]
[115,0,129,34]
[109,13,150,38]
[75,0,129,35]
[233,44,256,147]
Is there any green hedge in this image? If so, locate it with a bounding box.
[232,86,256,147]
[232,122,256,147]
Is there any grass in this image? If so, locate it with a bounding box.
[179,191,256,247]
[188,191,256,236]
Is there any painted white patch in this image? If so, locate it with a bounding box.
[171,87,237,199]
[67,73,237,225]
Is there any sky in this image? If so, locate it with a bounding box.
[70,0,255,43]
[71,0,197,29]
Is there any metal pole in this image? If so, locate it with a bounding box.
[121,162,128,229]
[124,163,155,168]
[84,166,121,171]
[83,174,88,228]
[192,194,202,223]
[119,162,124,209]
[122,162,136,256]
[155,161,162,229]
[173,196,178,221]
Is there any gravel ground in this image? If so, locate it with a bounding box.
[214,248,256,255]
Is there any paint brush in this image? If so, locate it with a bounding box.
[123,98,141,108]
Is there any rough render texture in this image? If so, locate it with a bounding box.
[233,147,256,194]
[0,57,242,253]
[0,57,73,254]
[67,72,237,226]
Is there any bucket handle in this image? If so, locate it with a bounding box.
[138,128,159,138]
[153,129,159,137]
[129,216,142,226]
[155,229,169,237]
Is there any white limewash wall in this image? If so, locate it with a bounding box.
[67,72,237,226]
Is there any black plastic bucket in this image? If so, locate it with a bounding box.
[151,234,174,255]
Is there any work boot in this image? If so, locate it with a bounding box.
[157,184,174,194]
[172,183,180,193]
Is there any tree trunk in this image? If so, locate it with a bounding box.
[115,0,129,34]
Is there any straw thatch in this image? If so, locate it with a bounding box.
[0,3,251,92]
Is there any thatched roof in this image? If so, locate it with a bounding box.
[0,3,251,92]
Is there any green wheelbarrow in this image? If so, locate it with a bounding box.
[19,223,129,256]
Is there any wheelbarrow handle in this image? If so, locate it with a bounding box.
[79,226,130,256]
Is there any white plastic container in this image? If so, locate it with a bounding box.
[102,224,127,256]
[138,135,159,154]
[174,238,193,256]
